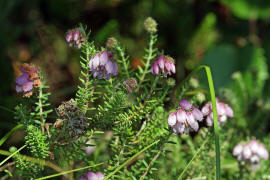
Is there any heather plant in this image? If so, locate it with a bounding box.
[0,16,270,180]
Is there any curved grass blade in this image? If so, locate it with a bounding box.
[0,145,26,167]
[36,162,104,180]
[0,124,23,147]
[176,65,220,180]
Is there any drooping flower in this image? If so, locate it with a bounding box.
[151,55,176,77]
[168,99,203,134]
[201,99,233,126]
[89,51,118,80]
[79,171,104,180]
[233,140,268,169]
[15,63,41,97]
[66,28,86,49]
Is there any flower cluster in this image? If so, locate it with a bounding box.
[233,140,268,167]
[66,28,86,49]
[79,171,104,180]
[151,55,176,77]
[168,100,203,134]
[89,51,118,80]
[15,63,41,97]
[201,99,233,126]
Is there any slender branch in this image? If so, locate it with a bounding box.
[116,45,130,78]
[0,162,16,172]
[136,33,156,92]
[0,105,14,114]
[39,83,45,133]
[0,149,62,172]
[140,134,171,180]
[104,140,160,179]
[178,134,212,179]
[35,162,104,180]
[84,47,90,113]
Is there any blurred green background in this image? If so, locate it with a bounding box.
[1,0,270,144]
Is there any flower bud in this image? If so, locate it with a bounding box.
[106,37,118,49]
[9,146,17,153]
[144,17,158,33]
[167,78,175,87]
[179,99,192,110]
[196,92,206,103]
[189,77,199,88]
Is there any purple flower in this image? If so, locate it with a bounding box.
[233,140,268,168]
[201,99,233,126]
[15,63,41,97]
[80,171,104,180]
[168,99,203,134]
[66,28,86,49]
[151,55,175,76]
[89,51,118,80]
[179,99,192,110]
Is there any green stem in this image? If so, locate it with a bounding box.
[178,134,212,179]
[84,47,90,114]
[0,124,23,147]
[39,83,45,133]
[35,162,104,180]
[140,134,172,180]
[137,33,156,92]
[116,46,130,78]
[104,139,160,179]
[0,145,26,166]
[0,105,14,113]
[175,65,220,180]
[0,149,62,172]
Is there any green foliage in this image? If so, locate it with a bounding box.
[25,125,50,159]
[221,0,270,19]
[14,104,33,126]
[11,73,53,178]
[223,46,268,128]
[31,75,53,129]
[186,13,218,69]
[75,34,97,114]
[2,11,270,179]
[115,43,131,78]
[136,33,158,91]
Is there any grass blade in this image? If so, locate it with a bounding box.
[0,145,26,166]
[176,65,220,180]
[36,163,104,180]
[0,124,23,147]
